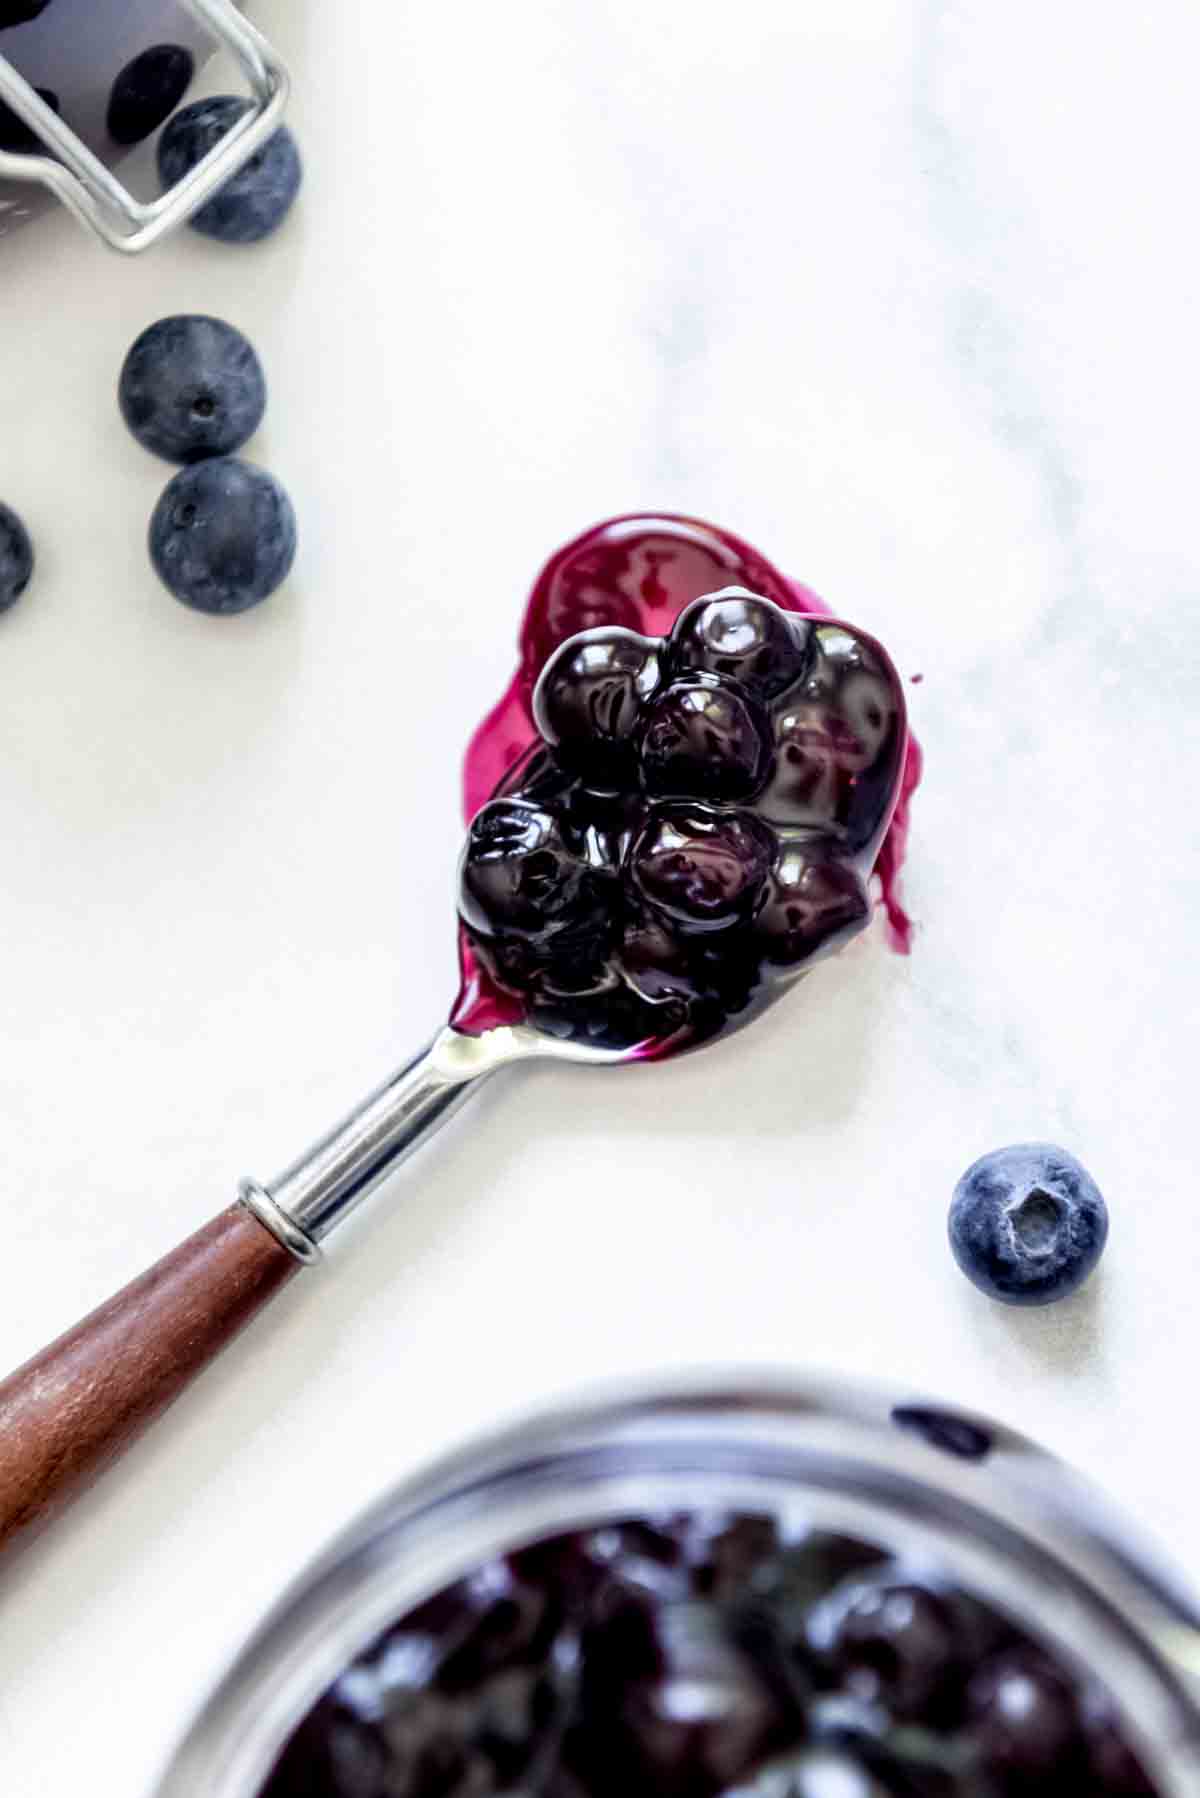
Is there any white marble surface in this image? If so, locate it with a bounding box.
[2,1,1200,1790]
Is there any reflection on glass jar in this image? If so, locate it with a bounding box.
[155,1378,1200,1797]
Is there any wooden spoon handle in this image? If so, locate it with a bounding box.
[0,1202,302,1555]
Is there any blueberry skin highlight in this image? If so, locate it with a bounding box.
[119,315,266,464]
[0,501,33,612]
[949,1143,1108,1307]
[158,96,301,243]
[149,458,296,615]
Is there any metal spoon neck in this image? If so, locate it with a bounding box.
[240,1025,533,1259]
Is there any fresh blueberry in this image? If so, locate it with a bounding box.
[148,457,296,615]
[0,86,58,154]
[0,501,33,612]
[671,589,812,700]
[533,627,661,788]
[630,803,774,932]
[157,96,301,243]
[949,1144,1108,1308]
[106,44,194,146]
[119,315,266,464]
[0,0,51,24]
[639,673,773,803]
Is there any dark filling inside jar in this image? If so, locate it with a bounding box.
[259,1510,1158,1797]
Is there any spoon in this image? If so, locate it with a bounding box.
[0,513,920,1557]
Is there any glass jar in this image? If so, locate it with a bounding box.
[154,1375,1200,1797]
[0,0,284,250]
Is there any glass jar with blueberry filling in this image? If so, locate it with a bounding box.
[154,1378,1200,1798]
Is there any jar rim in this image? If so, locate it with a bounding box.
[154,1370,1200,1798]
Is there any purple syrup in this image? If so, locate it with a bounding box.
[451,514,922,1049]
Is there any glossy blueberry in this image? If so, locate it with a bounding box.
[760,624,904,853]
[754,837,870,975]
[459,799,618,970]
[158,96,301,243]
[967,1651,1083,1785]
[720,1742,957,1797]
[671,588,812,700]
[0,0,51,24]
[683,1512,781,1602]
[949,1144,1108,1308]
[0,500,33,612]
[262,1512,1159,1798]
[434,1562,554,1694]
[1082,1689,1157,1795]
[0,86,57,154]
[119,315,266,464]
[639,673,773,803]
[630,804,774,932]
[107,44,195,146]
[599,1599,784,1793]
[533,627,660,787]
[148,457,296,614]
[809,1575,965,1722]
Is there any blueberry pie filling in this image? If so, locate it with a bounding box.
[261,1511,1158,1797]
[452,515,922,1055]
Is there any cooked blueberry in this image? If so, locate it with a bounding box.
[684,1513,781,1601]
[119,315,266,464]
[758,1535,888,1649]
[1081,1689,1157,1795]
[948,1144,1108,1308]
[106,44,194,145]
[0,86,58,154]
[605,1600,787,1793]
[532,627,661,787]
[0,0,51,24]
[158,96,301,243]
[630,804,775,932]
[809,1576,965,1722]
[720,1743,948,1796]
[148,457,296,614]
[264,1514,1161,1798]
[639,674,773,802]
[435,1562,554,1693]
[459,800,617,954]
[671,589,812,699]
[0,501,33,612]
[260,1694,387,1798]
[967,1651,1083,1785]
[754,839,870,974]
[760,625,904,853]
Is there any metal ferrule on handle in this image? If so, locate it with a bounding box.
[239,1027,536,1262]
